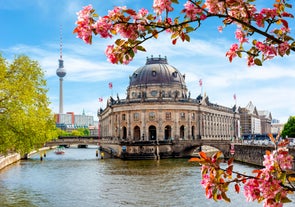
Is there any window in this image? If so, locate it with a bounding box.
[149,112,155,120]
[151,90,157,97]
[152,71,156,77]
[122,114,126,121]
[180,112,185,120]
[192,113,195,120]
[134,113,139,121]
[166,112,171,120]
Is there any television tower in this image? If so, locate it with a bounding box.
[56,26,66,114]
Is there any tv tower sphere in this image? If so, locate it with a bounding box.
[56,59,66,78]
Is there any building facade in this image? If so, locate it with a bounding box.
[98,56,240,141]
[55,112,98,135]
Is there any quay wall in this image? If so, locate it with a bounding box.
[0,147,52,170]
[233,144,295,170]
[0,153,21,171]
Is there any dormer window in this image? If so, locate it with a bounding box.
[172,71,178,78]
[133,73,138,78]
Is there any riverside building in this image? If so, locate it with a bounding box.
[98,56,240,142]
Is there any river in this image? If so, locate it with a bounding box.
[0,147,294,207]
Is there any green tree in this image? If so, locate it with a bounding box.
[0,55,56,155]
[282,116,295,138]
[71,129,84,136]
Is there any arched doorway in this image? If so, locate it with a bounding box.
[134,126,140,141]
[191,126,195,139]
[180,125,185,139]
[122,126,127,140]
[164,125,172,140]
[149,125,157,140]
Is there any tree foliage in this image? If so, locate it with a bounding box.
[0,55,56,155]
[282,116,295,138]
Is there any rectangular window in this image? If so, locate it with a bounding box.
[166,112,171,120]
[180,112,185,120]
[134,113,139,121]
[122,114,126,121]
[192,113,195,120]
[149,112,155,121]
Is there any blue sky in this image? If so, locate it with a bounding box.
[1,0,295,123]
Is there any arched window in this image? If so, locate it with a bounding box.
[180,125,185,139]
[149,125,157,140]
[164,125,172,140]
[191,126,195,139]
[122,126,127,140]
[133,126,140,141]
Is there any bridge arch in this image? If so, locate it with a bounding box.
[178,140,231,158]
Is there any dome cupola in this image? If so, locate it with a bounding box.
[127,56,188,101]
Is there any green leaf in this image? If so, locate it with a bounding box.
[186,26,194,33]
[221,192,231,202]
[254,58,262,66]
[136,45,146,52]
[115,39,125,46]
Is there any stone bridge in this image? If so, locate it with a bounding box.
[46,136,232,160]
[46,136,295,169]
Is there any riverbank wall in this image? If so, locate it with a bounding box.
[0,153,21,171]
[0,147,52,171]
[232,144,295,170]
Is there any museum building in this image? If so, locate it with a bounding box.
[98,56,240,141]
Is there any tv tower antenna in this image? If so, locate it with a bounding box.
[56,25,67,114]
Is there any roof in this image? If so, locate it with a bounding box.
[129,56,186,87]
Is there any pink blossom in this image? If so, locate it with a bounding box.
[105,45,118,64]
[200,174,214,199]
[108,6,126,19]
[226,43,239,62]
[235,29,248,43]
[276,148,293,170]
[135,8,149,19]
[217,26,223,33]
[255,41,277,60]
[244,178,261,202]
[115,24,139,40]
[205,0,225,14]
[153,0,173,15]
[254,13,265,27]
[247,56,255,67]
[93,16,113,38]
[183,1,201,20]
[278,42,290,56]
[263,153,275,169]
[74,5,94,44]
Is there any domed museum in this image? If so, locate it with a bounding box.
[98,56,240,146]
[98,57,240,159]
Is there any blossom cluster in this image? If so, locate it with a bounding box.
[243,148,293,206]
[74,0,294,65]
[196,145,294,207]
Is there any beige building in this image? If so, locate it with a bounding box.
[98,56,240,141]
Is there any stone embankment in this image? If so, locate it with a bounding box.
[0,153,21,170]
[0,147,52,171]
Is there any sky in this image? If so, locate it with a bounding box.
[1,0,295,123]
